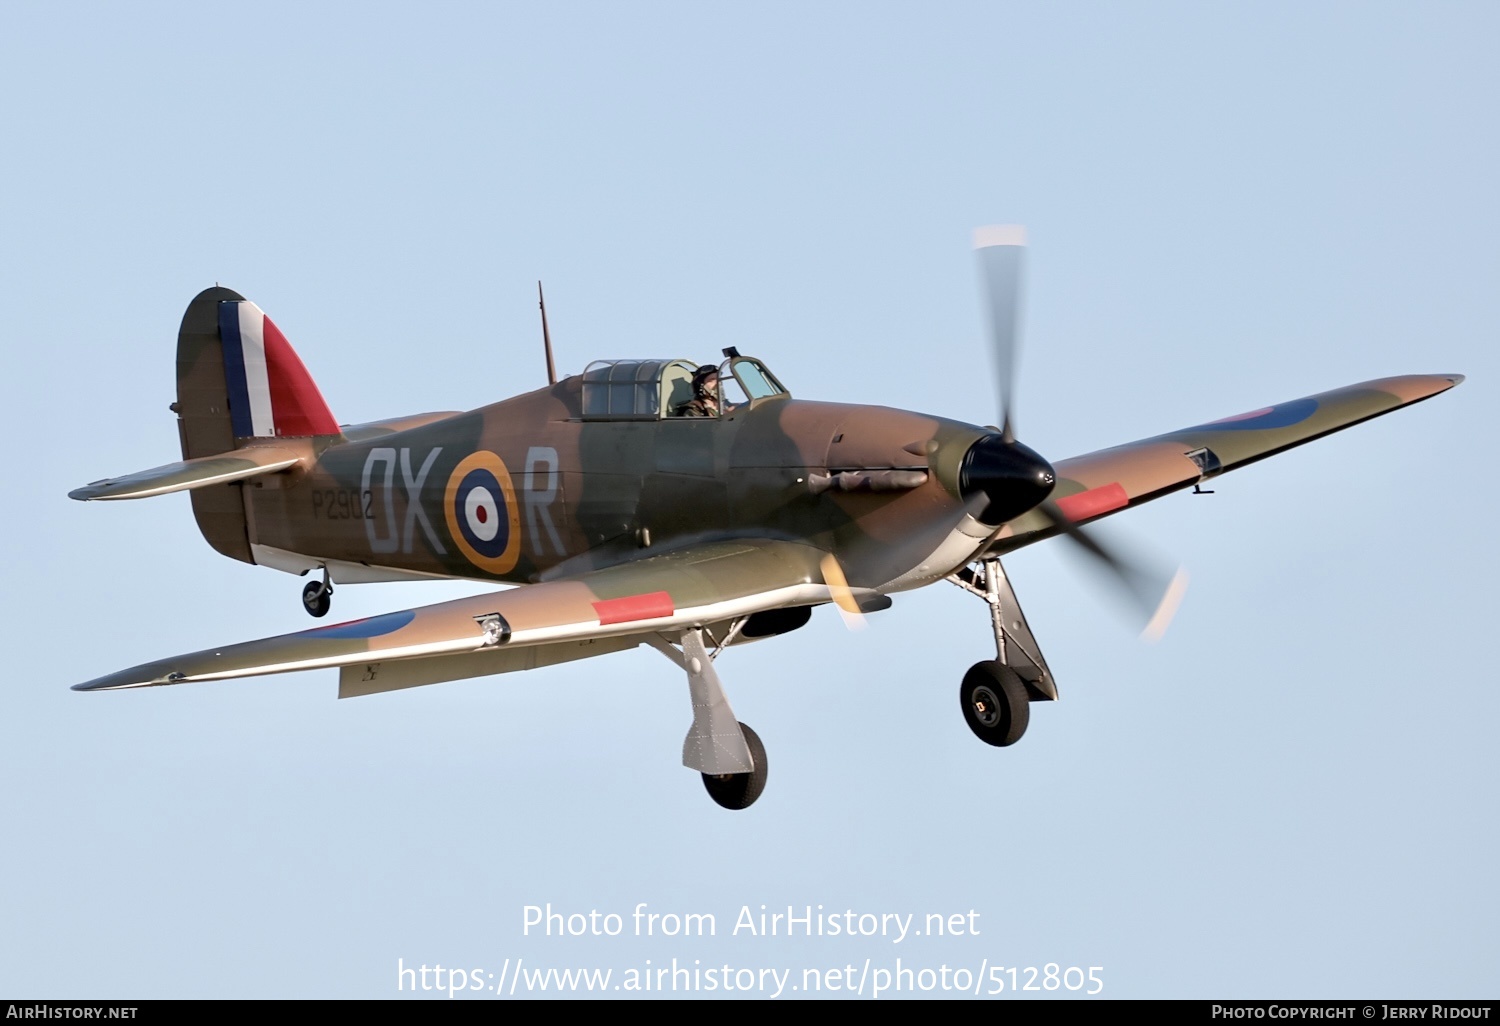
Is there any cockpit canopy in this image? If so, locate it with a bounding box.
[579,356,788,420]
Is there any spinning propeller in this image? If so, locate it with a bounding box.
[962,225,1187,640]
[819,553,866,632]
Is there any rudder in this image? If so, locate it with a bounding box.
[217,299,340,439]
[174,287,340,562]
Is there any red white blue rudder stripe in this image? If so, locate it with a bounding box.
[218,301,339,438]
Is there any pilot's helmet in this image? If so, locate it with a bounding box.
[692,364,719,394]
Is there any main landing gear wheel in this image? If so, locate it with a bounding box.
[960,661,1029,747]
[702,722,768,810]
[301,580,332,618]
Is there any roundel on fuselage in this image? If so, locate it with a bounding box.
[444,451,522,574]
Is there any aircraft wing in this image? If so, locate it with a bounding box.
[73,539,832,695]
[990,373,1463,551]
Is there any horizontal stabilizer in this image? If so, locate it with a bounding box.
[69,446,303,501]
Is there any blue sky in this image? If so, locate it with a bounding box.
[2,1,1493,999]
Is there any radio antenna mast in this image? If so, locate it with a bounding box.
[538,281,557,385]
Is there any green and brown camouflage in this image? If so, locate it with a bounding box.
[71,285,1461,696]
[66,252,1463,807]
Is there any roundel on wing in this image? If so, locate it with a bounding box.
[1207,396,1319,431]
[444,451,522,574]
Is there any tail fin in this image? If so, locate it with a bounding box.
[176,287,341,458]
[174,287,340,562]
[217,298,339,440]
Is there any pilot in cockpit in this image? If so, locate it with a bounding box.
[675,364,722,418]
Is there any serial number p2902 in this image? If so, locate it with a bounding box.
[312,489,374,520]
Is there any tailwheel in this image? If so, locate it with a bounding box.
[301,579,332,618]
[701,722,768,810]
[960,661,1029,747]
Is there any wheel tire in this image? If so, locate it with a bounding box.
[960,661,1030,747]
[701,722,768,810]
[302,581,331,618]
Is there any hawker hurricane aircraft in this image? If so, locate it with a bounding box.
[70,228,1463,809]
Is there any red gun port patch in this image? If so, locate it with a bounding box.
[1055,482,1129,522]
[592,591,675,625]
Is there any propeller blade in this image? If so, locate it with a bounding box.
[973,224,1027,444]
[1036,501,1189,641]
[969,226,1183,639]
[820,553,866,632]
[969,226,1185,641]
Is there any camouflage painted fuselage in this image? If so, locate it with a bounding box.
[244,384,992,595]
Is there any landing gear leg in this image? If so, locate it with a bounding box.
[301,566,333,618]
[947,557,1057,746]
[650,629,768,809]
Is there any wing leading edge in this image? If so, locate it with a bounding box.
[990,373,1463,551]
[73,539,833,694]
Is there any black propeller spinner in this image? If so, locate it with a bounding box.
[960,433,1056,526]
